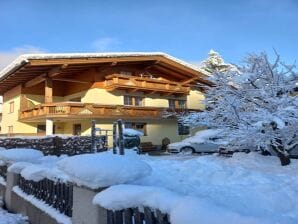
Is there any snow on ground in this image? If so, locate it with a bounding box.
[2,146,298,223]
[129,152,298,223]
[0,199,27,224]
[57,152,151,189]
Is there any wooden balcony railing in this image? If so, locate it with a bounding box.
[105,74,190,96]
[19,102,190,121]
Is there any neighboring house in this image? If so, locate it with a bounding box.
[0,52,211,146]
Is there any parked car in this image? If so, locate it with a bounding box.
[167,129,222,154]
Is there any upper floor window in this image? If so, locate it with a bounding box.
[120,71,132,76]
[124,96,144,106]
[9,101,14,113]
[168,99,186,109]
[69,97,81,102]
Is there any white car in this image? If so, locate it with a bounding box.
[167,129,222,154]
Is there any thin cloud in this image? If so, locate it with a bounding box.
[0,45,45,70]
[92,37,121,51]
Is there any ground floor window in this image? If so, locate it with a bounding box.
[37,125,46,133]
[73,124,82,136]
[37,124,55,134]
[178,122,190,135]
[8,126,13,134]
[125,122,147,136]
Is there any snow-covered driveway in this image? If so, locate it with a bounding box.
[0,205,27,224]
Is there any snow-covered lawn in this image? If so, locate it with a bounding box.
[129,153,298,223]
[1,148,298,223]
[0,200,27,224]
[93,152,298,224]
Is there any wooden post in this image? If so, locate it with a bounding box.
[45,77,53,103]
[117,119,125,155]
[91,120,96,153]
[112,122,117,154]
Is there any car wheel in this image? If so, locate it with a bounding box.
[180,146,194,155]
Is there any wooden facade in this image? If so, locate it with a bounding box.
[0,53,210,139]
[19,102,198,122]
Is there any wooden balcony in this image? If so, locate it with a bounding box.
[104,74,190,96]
[19,102,192,122]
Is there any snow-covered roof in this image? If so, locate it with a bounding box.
[0,52,209,80]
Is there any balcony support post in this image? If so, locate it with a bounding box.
[46,119,54,136]
[45,77,53,104]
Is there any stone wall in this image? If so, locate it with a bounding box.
[0,136,107,156]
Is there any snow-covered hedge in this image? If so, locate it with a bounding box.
[57,152,152,189]
[0,149,43,164]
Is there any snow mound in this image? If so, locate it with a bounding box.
[8,162,33,174]
[136,152,298,223]
[9,155,70,182]
[94,184,270,224]
[0,149,43,164]
[57,152,152,189]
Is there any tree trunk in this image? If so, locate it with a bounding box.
[271,138,291,166]
[277,152,291,166]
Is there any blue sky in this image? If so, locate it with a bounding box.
[0,0,297,68]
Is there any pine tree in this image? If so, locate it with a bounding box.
[200,50,239,74]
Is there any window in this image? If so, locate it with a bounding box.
[168,99,186,109]
[178,122,190,135]
[73,124,82,136]
[178,100,186,109]
[37,125,46,133]
[8,126,13,134]
[168,99,175,109]
[9,101,14,113]
[125,122,147,136]
[69,97,81,102]
[120,71,132,76]
[124,96,144,106]
[134,96,143,106]
[124,95,133,105]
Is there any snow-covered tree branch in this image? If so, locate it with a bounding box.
[182,52,298,166]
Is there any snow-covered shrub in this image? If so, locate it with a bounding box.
[182,52,298,165]
[57,152,152,189]
[0,149,44,164]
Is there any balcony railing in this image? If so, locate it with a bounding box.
[19,102,190,121]
[105,74,190,96]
